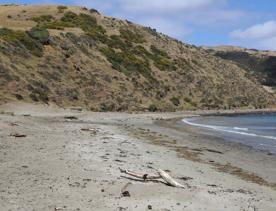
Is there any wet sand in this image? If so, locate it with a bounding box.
[0,103,276,211]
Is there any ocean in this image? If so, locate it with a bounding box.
[182,113,276,154]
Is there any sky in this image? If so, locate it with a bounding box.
[1,0,276,50]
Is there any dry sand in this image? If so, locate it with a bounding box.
[0,103,276,211]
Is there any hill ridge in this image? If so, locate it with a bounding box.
[0,4,275,111]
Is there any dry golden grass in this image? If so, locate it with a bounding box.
[0,4,275,110]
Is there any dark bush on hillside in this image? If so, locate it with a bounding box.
[100,102,116,112]
[0,64,13,83]
[89,8,100,14]
[57,5,68,13]
[60,11,80,23]
[170,96,180,106]
[130,45,151,58]
[27,27,50,44]
[149,104,158,112]
[15,94,23,100]
[150,45,169,58]
[31,15,54,23]
[29,80,50,103]
[29,93,39,102]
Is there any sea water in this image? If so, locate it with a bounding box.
[182,113,276,154]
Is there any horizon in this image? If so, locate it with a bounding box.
[1,0,276,51]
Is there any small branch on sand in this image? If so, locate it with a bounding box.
[119,168,185,188]
[10,133,26,138]
[80,128,99,134]
[81,128,98,132]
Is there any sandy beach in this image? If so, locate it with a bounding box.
[0,103,276,211]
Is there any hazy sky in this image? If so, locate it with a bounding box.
[1,0,276,50]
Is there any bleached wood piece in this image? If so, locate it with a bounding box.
[157,169,185,188]
[119,168,161,180]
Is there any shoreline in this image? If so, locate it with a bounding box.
[154,117,276,180]
[169,116,276,155]
[0,103,276,210]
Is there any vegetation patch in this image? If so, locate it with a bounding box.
[57,5,68,13]
[27,27,50,44]
[150,45,177,71]
[100,46,154,81]
[119,28,145,43]
[170,96,180,106]
[31,15,54,23]
[148,104,158,112]
[104,35,131,50]
[0,28,43,56]
[32,11,106,38]
[28,80,50,103]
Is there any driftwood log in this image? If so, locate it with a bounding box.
[119,168,185,188]
[157,169,185,188]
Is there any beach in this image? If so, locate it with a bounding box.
[0,103,276,211]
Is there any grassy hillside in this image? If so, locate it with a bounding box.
[205,46,276,93]
[0,4,275,111]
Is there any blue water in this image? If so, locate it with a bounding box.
[182,113,276,154]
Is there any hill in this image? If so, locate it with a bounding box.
[205,46,276,94]
[0,4,275,111]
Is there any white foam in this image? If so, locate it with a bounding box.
[182,119,276,140]
[233,127,248,131]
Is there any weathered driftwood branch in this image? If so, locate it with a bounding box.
[119,168,185,188]
[119,167,161,180]
[157,169,185,188]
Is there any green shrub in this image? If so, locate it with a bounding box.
[104,35,131,50]
[57,5,68,13]
[100,47,154,81]
[149,104,158,112]
[100,102,115,112]
[34,11,107,41]
[150,45,176,71]
[119,28,145,43]
[27,27,49,44]
[15,94,23,100]
[7,15,12,19]
[41,21,74,30]
[170,96,180,106]
[31,15,54,23]
[29,93,39,102]
[59,12,103,32]
[130,45,151,60]
[0,28,43,56]
[30,88,49,103]
[150,45,169,58]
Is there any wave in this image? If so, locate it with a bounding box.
[233,127,248,131]
[182,119,276,140]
